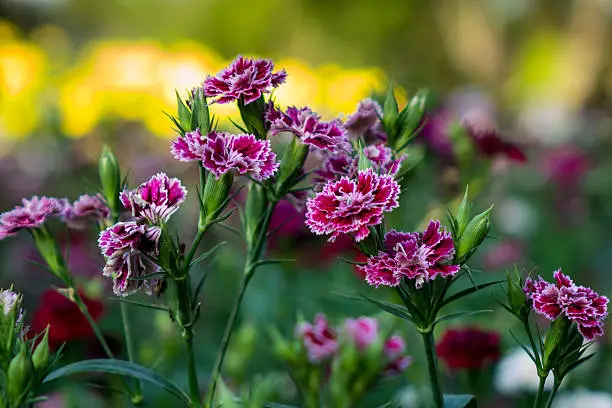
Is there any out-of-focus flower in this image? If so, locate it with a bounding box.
[524,269,608,340]
[203,55,287,104]
[482,239,525,271]
[120,173,187,224]
[383,335,412,376]
[464,121,527,163]
[306,169,400,242]
[436,327,501,370]
[0,196,66,240]
[0,288,19,316]
[540,145,590,185]
[494,347,553,395]
[552,390,612,408]
[31,289,104,349]
[61,194,110,229]
[343,316,379,350]
[267,105,350,153]
[296,314,338,363]
[344,98,387,141]
[420,110,455,157]
[358,221,460,289]
[98,222,160,296]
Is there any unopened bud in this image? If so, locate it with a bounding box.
[454,186,471,239]
[188,88,210,133]
[99,146,122,215]
[7,350,33,401]
[506,269,528,317]
[32,326,50,371]
[244,183,267,251]
[275,137,309,197]
[394,89,428,150]
[457,205,493,262]
[201,172,234,226]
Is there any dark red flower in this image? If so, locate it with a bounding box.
[436,327,501,370]
[464,122,527,163]
[540,145,590,185]
[31,289,104,349]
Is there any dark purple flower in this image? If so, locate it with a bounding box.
[203,55,287,105]
[62,194,110,229]
[296,314,338,363]
[358,221,460,288]
[267,105,350,153]
[345,98,387,141]
[524,269,608,340]
[540,145,590,185]
[98,221,160,296]
[171,128,206,162]
[0,196,66,240]
[436,327,501,370]
[305,169,400,242]
[463,120,527,163]
[120,173,187,224]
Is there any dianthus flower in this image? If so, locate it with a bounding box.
[296,314,338,363]
[463,120,527,163]
[267,105,350,153]
[0,196,66,240]
[203,55,287,104]
[305,169,400,242]
[436,327,501,370]
[524,269,608,340]
[358,220,460,288]
[345,98,387,141]
[0,288,19,316]
[98,222,161,296]
[344,316,379,350]
[120,173,187,224]
[383,335,412,375]
[62,194,110,229]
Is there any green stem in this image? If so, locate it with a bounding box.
[533,376,547,408]
[185,330,201,408]
[206,199,277,407]
[73,290,114,358]
[183,226,209,272]
[421,330,444,408]
[121,301,143,403]
[544,380,561,408]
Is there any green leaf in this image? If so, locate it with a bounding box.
[444,394,477,408]
[43,359,190,404]
[343,293,412,322]
[189,241,227,268]
[442,280,503,307]
[127,271,167,281]
[176,90,191,130]
[192,264,213,303]
[252,258,295,268]
[110,298,169,312]
[433,310,492,326]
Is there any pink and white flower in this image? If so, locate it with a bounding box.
[203,55,287,105]
[344,316,379,350]
[0,196,66,240]
[267,105,350,153]
[120,173,187,224]
[62,194,110,229]
[345,98,387,141]
[306,169,400,242]
[524,269,608,340]
[296,314,338,363]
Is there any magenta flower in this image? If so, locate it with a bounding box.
[0,196,66,240]
[345,98,387,141]
[203,55,287,104]
[296,314,338,362]
[171,128,206,162]
[62,194,110,229]
[120,173,187,224]
[267,105,350,153]
[524,269,608,340]
[98,221,160,296]
[383,335,412,375]
[344,316,379,350]
[358,221,460,288]
[201,132,278,181]
[305,169,400,242]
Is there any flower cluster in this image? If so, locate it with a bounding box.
[171,130,278,181]
[524,269,608,340]
[61,194,110,229]
[305,169,400,242]
[358,220,460,288]
[0,196,66,239]
[266,105,350,153]
[203,55,287,104]
[295,314,411,376]
[436,327,501,370]
[100,173,186,296]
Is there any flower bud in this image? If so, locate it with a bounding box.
[274,137,309,197]
[394,89,428,151]
[454,186,471,239]
[7,350,33,401]
[238,95,266,139]
[187,88,210,133]
[32,326,50,371]
[31,227,69,283]
[245,183,267,251]
[382,84,399,146]
[457,205,493,263]
[201,172,234,226]
[505,269,529,319]
[542,317,571,369]
[99,145,122,215]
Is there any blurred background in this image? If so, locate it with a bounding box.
[1,0,612,406]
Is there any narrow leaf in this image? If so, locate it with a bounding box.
[44,359,190,404]
[433,310,492,326]
[127,271,167,281]
[442,280,503,307]
[252,258,295,269]
[110,298,169,312]
[340,293,413,322]
[190,241,227,268]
